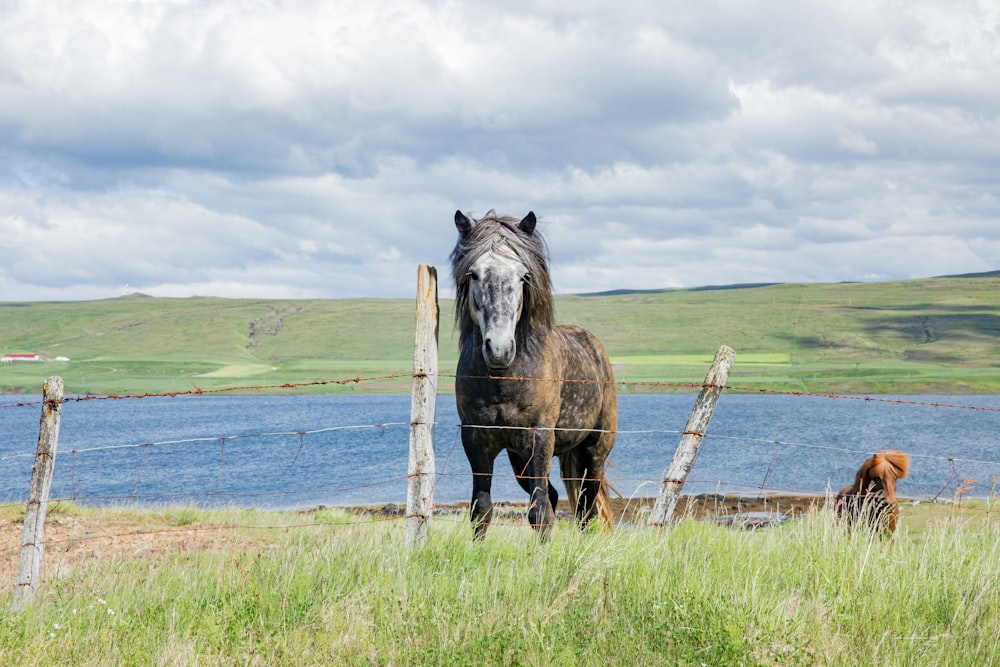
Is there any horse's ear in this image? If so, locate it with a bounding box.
[518,211,536,235]
[455,210,473,237]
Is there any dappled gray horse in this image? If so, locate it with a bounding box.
[451,210,618,539]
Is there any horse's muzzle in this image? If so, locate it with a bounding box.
[482,338,516,370]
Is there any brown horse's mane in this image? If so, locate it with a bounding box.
[854,449,910,497]
[450,211,554,347]
[837,449,910,535]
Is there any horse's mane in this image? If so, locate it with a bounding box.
[855,449,910,493]
[838,449,910,535]
[450,211,554,347]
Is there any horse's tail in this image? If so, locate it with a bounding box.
[561,455,615,532]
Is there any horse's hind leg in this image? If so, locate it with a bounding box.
[576,466,606,529]
[570,441,613,531]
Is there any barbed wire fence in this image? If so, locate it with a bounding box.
[4,264,1000,605]
[5,368,1000,603]
[4,378,999,531]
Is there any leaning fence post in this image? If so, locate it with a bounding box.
[648,346,735,527]
[14,376,64,609]
[407,264,439,545]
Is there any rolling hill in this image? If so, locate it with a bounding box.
[2,272,999,395]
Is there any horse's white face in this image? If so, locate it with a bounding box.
[467,247,528,370]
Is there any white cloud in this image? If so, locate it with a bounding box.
[837,129,880,156]
[1,0,998,302]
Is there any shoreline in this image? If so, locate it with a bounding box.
[347,493,833,526]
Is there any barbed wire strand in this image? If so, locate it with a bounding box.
[3,369,1000,413]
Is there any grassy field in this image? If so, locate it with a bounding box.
[5,277,996,665]
[1,500,998,666]
[2,272,1000,395]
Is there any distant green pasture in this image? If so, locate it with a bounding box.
[3,274,1000,395]
[613,353,791,366]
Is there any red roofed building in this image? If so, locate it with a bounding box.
[1,353,41,362]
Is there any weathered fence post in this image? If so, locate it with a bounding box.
[648,346,735,527]
[14,376,64,609]
[407,264,439,545]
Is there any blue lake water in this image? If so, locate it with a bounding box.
[1,393,999,509]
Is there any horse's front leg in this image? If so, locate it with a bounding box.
[461,425,497,539]
[511,427,557,539]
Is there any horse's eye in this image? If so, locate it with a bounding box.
[467,270,479,281]
[522,272,531,284]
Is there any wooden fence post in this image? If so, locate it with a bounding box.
[14,376,64,609]
[407,264,439,545]
[648,346,735,528]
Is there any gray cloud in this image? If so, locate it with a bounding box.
[1,0,998,301]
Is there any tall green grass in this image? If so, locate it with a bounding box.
[2,504,998,666]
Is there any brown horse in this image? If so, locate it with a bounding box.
[836,449,910,535]
[451,210,618,539]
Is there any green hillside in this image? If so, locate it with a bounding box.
[2,273,999,396]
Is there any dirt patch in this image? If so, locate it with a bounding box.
[0,511,263,594]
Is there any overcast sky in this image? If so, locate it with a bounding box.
[1,1,998,301]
